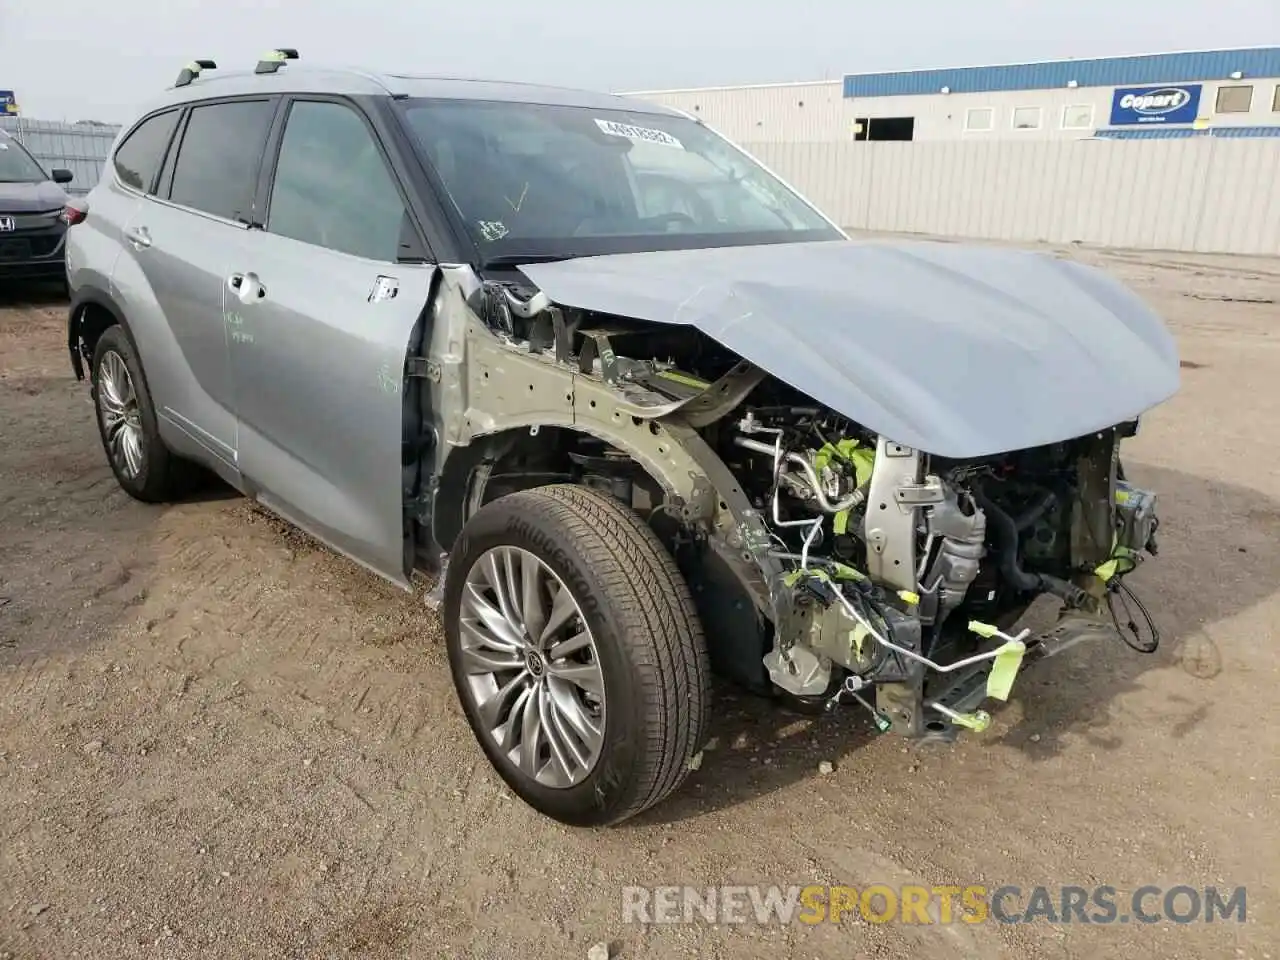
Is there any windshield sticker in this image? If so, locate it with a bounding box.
[479,220,509,242]
[368,275,399,303]
[595,119,684,149]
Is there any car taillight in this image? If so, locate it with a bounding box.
[61,202,87,226]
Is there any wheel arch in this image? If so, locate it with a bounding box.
[429,417,779,693]
[68,284,131,381]
[431,422,649,555]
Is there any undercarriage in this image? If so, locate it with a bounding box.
[418,266,1163,741]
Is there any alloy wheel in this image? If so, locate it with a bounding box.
[97,350,145,479]
[457,546,606,788]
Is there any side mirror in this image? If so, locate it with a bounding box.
[52,168,74,185]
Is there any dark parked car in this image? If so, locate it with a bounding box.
[0,128,74,283]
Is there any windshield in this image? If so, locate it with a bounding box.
[398,99,841,262]
[0,133,49,183]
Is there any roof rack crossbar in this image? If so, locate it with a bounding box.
[174,59,218,88]
[255,48,300,75]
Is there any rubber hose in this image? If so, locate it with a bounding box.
[1014,489,1057,531]
[974,489,1041,592]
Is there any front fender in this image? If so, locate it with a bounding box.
[443,330,784,620]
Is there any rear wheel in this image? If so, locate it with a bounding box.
[91,325,191,502]
[443,484,709,826]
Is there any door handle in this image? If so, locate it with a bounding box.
[227,272,267,303]
[124,226,152,249]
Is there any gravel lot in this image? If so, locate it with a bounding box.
[1,247,1278,960]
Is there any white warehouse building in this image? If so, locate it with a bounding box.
[629,47,1280,143]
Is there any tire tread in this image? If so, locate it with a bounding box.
[449,483,709,824]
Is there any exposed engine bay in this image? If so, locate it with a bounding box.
[422,261,1166,742]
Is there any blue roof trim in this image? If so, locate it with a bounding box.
[1092,124,1280,139]
[843,48,1280,98]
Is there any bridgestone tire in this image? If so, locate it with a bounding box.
[443,484,710,826]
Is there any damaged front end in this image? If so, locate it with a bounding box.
[727,415,1161,737]
[421,240,1176,741]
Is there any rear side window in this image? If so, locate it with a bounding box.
[266,100,408,261]
[169,100,275,222]
[113,111,180,193]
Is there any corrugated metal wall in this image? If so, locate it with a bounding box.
[841,47,1280,97]
[2,115,1272,255]
[746,138,1280,255]
[0,118,120,196]
[631,81,849,143]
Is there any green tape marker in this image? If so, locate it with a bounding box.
[850,623,869,658]
[655,369,710,390]
[985,639,1026,701]
[830,562,865,582]
[949,710,992,732]
[833,509,850,535]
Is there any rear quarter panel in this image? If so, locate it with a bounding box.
[66,180,136,302]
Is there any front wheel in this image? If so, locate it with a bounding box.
[443,484,709,826]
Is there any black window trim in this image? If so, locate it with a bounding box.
[374,95,474,264]
[154,94,283,228]
[153,106,189,200]
[254,93,433,263]
[109,106,184,197]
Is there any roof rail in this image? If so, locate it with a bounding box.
[254,48,300,75]
[174,59,218,88]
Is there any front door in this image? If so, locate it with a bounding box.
[228,97,436,585]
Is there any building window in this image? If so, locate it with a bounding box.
[853,116,915,141]
[1216,85,1253,114]
[1062,104,1095,130]
[964,107,994,131]
[1012,106,1042,130]
[1272,84,1280,112]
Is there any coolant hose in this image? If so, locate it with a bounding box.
[1014,489,1057,531]
[974,490,1042,592]
[974,489,1086,606]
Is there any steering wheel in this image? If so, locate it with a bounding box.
[639,174,719,227]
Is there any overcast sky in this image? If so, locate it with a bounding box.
[2,0,1278,121]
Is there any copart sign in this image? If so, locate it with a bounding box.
[1109,84,1201,125]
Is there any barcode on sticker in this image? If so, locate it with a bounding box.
[595,119,683,149]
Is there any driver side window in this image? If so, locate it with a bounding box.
[267,100,408,261]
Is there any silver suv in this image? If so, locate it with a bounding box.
[67,51,1178,826]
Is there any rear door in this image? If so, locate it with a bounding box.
[228,96,436,586]
[68,108,179,308]
[115,97,277,468]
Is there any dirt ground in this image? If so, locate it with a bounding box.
[1,246,1278,960]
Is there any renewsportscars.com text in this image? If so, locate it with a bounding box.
[622,884,1247,926]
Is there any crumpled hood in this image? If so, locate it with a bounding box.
[521,239,1180,459]
[0,179,66,213]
